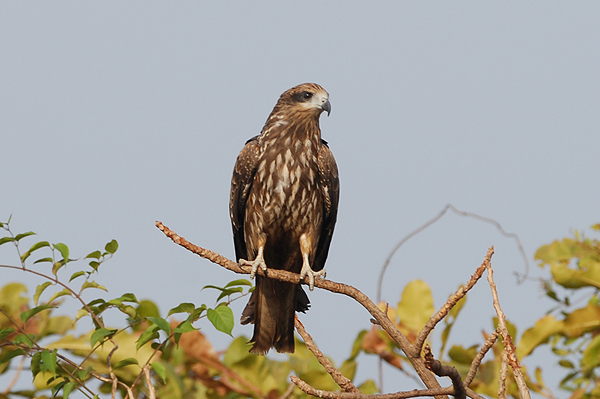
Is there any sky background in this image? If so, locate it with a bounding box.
[1,2,599,397]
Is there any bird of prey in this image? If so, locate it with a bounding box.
[229,83,339,354]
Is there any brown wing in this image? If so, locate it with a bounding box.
[312,139,340,272]
[229,135,260,262]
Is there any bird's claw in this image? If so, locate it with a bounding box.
[300,265,326,291]
[240,247,267,279]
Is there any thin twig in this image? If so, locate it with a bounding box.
[178,337,266,398]
[291,376,453,399]
[2,355,25,394]
[295,316,360,393]
[279,383,296,399]
[414,247,493,352]
[143,365,156,399]
[498,350,509,399]
[464,329,499,386]
[486,260,531,399]
[377,204,529,304]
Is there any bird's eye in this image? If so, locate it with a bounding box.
[302,92,313,100]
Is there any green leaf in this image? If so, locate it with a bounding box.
[15,231,36,241]
[40,349,57,377]
[448,344,478,364]
[349,330,367,360]
[151,362,167,384]
[52,381,67,397]
[107,293,138,306]
[118,293,138,303]
[87,298,107,307]
[173,320,197,334]
[216,287,244,302]
[582,334,600,369]
[147,317,171,335]
[202,284,226,291]
[357,380,378,395]
[0,236,15,246]
[88,261,100,271]
[47,288,73,303]
[113,357,139,369]
[81,281,108,292]
[21,241,50,262]
[34,257,53,264]
[90,328,117,347]
[224,279,253,288]
[21,304,54,323]
[118,305,137,318]
[52,259,68,275]
[69,271,86,282]
[0,327,15,341]
[339,359,357,381]
[34,282,52,306]
[85,250,102,259]
[137,325,160,350]
[53,243,69,261]
[136,300,160,318]
[105,239,118,254]
[207,306,234,335]
[62,381,77,399]
[31,352,42,377]
[0,348,25,364]
[559,359,575,368]
[13,333,35,348]
[168,302,195,316]
[191,304,207,320]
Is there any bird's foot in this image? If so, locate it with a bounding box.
[239,247,267,279]
[300,262,326,291]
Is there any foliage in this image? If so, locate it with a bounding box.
[0,219,369,398]
[2,217,600,399]
[527,223,600,398]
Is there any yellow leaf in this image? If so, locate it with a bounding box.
[516,315,564,359]
[397,280,434,339]
[563,304,600,338]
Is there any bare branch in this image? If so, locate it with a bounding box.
[464,329,499,386]
[156,221,447,398]
[295,316,360,393]
[423,345,466,399]
[291,376,453,399]
[414,247,493,352]
[486,260,531,399]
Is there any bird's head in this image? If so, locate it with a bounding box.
[277,83,331,118]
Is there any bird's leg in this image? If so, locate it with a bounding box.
[240,246,267,279]
[299,234,326,291]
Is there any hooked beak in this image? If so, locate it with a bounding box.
[322,99,331,116]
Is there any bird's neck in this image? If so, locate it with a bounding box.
[261,111,322,146]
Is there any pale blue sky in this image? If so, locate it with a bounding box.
[2,2,599,395]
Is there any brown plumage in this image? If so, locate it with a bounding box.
[229,83,339,354]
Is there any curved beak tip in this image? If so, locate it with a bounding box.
[322,100,331,116]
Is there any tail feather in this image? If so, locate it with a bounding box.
[247,276,297,354]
